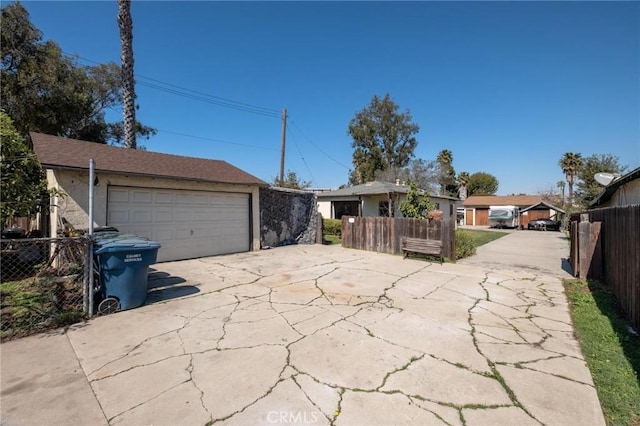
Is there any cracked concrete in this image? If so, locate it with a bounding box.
[1,231,605,425]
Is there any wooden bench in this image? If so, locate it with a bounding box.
[401,237,444,264]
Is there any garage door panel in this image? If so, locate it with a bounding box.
[109,189,130,203]
[174,210,192,222]
[155,229,173,241]
[133,211,152,223]
[108,210,129,224]
[155,210,173,222]
[155,192,174,203]
[192,194,210,205]
[108,186,250,262]
[132,191,152,203]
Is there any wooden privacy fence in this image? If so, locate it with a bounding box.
[341,216,456,261]
[569,205,640,330]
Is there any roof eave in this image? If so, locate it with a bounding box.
[42,164,268,187]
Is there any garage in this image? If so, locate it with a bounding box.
[107,186,251,262]
[31,132,265,261]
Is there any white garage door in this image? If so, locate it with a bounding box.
[107,186,250,262]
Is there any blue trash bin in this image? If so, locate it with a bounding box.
[95,238,161,314]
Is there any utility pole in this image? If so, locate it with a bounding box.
[279,108,287,186]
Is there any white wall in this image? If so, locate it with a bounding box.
[602,179,640,207]
[47,169,261,251]
[317,194,457,219]
[317,200,332,219]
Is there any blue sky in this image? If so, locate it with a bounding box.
[21,1,640,195]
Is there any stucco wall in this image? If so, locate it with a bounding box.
[317,200,332,219]
[47,169,261,251]
[260,187,317,247]
[318,194,456,219]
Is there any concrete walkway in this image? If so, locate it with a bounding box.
[1,230,604,425]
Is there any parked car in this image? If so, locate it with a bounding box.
[527,218,561,231]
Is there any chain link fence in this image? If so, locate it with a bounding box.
[1,237,92,341]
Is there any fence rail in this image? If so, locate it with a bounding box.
[341,216,455,261]
[1,237,92,341]
[569,205,640,330]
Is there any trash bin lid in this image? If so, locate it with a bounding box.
[94,233,149,244]
[95,239,161,254]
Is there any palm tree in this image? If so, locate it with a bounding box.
[556,180,566,206]
[118,0,136,149]
[457,171,470,200]
[436,149,453,195]
[559,152,582,206]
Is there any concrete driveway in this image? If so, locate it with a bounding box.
[1,230,604,425]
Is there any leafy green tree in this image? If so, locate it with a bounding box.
[272,170,311,190]
[0,112,49,227]
[348,94,419,185]
[399,181,435,219]
[436,149,457,196]
[0,2,155,144]
[575,154,626,206]
[559,152,582,206]
[467,172,499,195]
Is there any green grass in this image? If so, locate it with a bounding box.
[323,234,341,245]
[462,229,508,247]
[1,276,85,341]
[564,279,640,426]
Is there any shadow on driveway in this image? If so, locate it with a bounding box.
[146,269,199,304]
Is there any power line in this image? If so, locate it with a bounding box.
[64,51,350,173]
[285,126,315,184]
[155,129,279,151]
[288,118,351,170]
[136,75,280,115]
[136,81,280,118]
[66,52,281,118]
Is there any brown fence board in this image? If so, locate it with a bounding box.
[570,205,640,330]
[341,216,455,260]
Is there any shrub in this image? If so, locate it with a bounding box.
[323,219,342,237]
[455,229,476,259]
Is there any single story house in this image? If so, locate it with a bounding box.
[30,132,267,262]
[589,166,640,208]
[317,181,458,220]
[462,195,564,227]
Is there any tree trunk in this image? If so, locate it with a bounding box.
[567,173,574,207]
[118,0,136,149]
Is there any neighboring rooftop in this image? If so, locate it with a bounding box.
[462,194,543,207]
[29,132,267,186]
[316,181,459,200]
[520,200,566,214]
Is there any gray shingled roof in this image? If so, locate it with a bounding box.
[317,181,458,200]
[30,132,267,186]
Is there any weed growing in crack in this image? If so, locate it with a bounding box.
[377,354,425,390]
[332,388,346,422]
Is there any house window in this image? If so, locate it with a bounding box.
[434,202,440,210]
[334,201,359,219]
[379,201,394,217]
